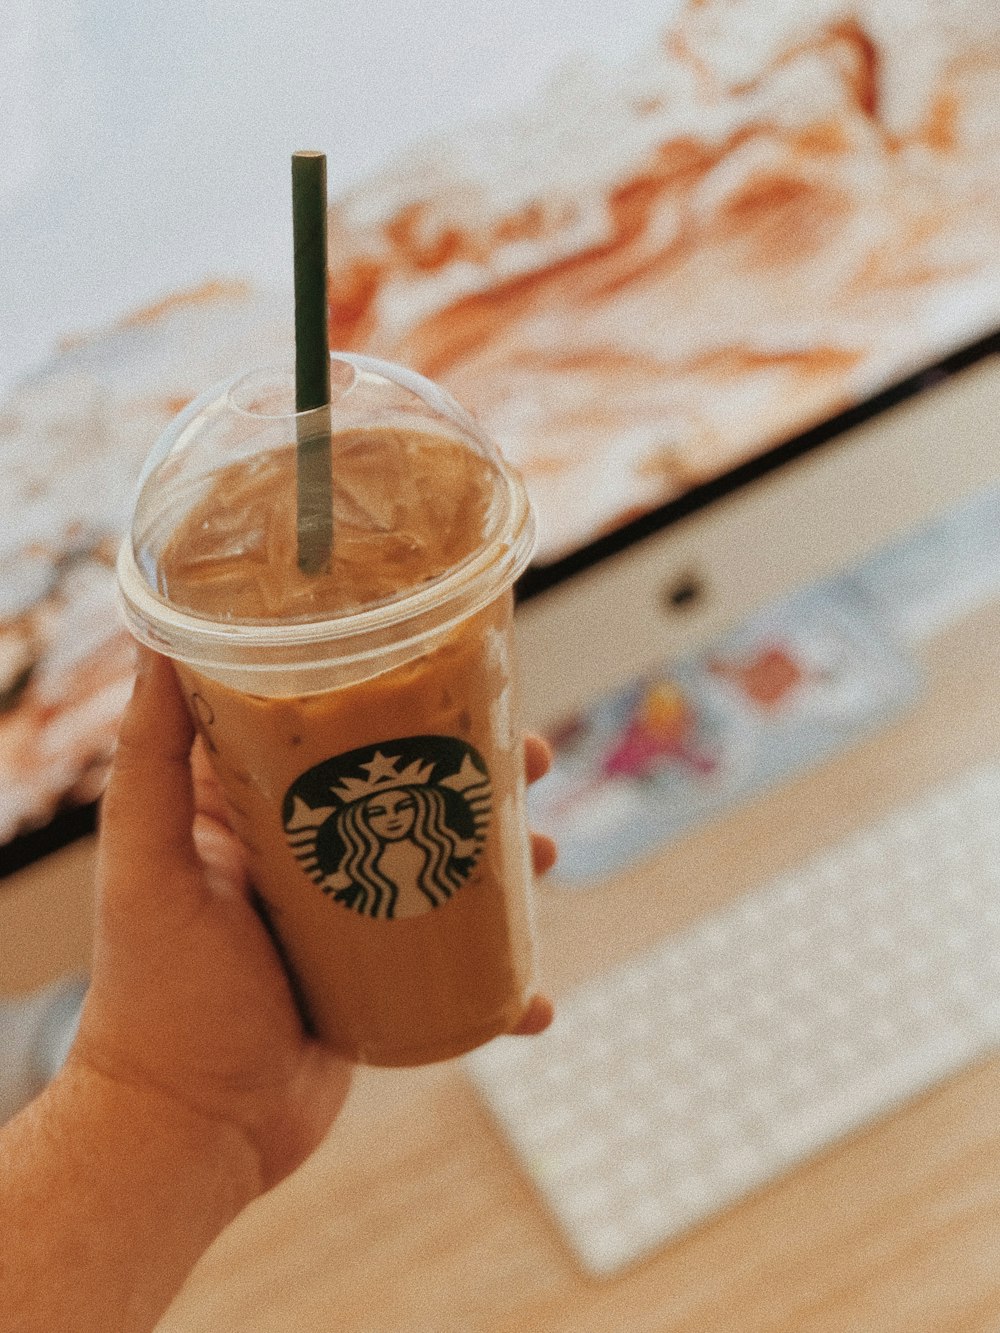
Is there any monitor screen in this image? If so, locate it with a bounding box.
[1,0,998,867]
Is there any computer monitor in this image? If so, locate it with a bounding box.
[1,0,997,870]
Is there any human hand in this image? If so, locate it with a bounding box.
[71,649,556,1189]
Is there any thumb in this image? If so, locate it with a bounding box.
[98,648,202,904]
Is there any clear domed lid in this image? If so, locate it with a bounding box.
[117,353,535,682]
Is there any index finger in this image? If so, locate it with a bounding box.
[525,735,551,786]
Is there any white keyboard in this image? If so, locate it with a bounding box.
[465,763,1000,1276]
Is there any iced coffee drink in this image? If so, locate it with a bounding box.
[118,356,538,1065]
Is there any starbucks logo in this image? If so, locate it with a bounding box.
[283,736,492,920]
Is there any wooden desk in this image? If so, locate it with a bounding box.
[4,605,1000,1331]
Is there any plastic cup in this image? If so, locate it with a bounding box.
[117,353,538,1065]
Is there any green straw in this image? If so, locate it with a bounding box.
[292,150,333,574]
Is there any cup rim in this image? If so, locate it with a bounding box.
[117,474,534,670]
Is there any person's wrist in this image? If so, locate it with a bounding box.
[54,1051,264,1210]
[48,1051,265,1283]
[3,1055,264,1332]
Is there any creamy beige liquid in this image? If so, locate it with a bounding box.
[161,428,535,1065]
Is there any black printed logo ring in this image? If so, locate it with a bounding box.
[283,736,492,920]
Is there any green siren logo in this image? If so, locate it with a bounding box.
[283,736,491,920]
